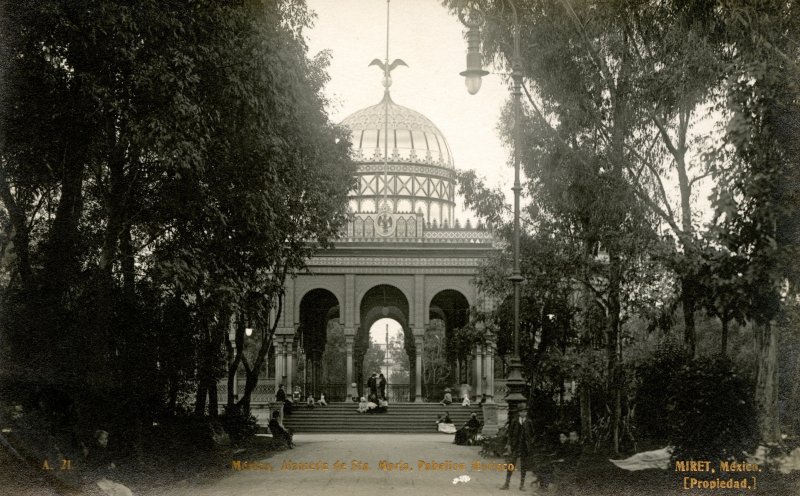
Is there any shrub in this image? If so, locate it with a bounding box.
[634,341,692,442]
[220,406,259,443]
[667,356,759,460]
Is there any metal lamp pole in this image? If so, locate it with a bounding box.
[458,0,526,415]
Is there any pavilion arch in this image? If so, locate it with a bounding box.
[297,289,340,396]
[295,284,344,327]
[424,280,474,326]
[429,289,470,332]
[355,282,414,328]
[428,289,471,384]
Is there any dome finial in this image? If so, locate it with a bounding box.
[368,0,407,98]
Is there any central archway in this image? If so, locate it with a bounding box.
[362,318,410,402]
[356,285,418,400]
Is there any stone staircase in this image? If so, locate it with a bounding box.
[276,402,484,433]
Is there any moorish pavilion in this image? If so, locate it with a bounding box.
[223,39,506,434]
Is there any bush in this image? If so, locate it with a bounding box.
[667,356,759,460]
[479,426,508,458]
[635,341,692,442]
[220,406,259,443]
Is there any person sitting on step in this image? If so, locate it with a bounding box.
[268,411,294,448]
[317,393,328,407]
[437,412,456,433]
[357,397,368,413]
[366,394,379,413]
[454,412,481,445]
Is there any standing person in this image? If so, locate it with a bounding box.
[276,384,292,416]
[378,373,387,401]
[367,373,378,400]
[276,384,286,403]
[501,405,535,490]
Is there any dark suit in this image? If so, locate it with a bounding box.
[504,417,535,488]
[367,375,377,399]
[378,376,387,400]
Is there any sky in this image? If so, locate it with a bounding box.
[305,1,506,353]
[304,0,717,232]
[305,0,514,221]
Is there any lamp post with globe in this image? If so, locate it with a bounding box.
[457,0,526,416]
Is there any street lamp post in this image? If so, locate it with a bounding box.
[458,0,526,415]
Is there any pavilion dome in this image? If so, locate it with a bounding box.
[341,94,454,169]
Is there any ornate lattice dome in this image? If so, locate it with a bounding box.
[340,94,456,229]
[341,94,454,169]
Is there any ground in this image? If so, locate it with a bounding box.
[142,433,800,496]
[151,433,504,496]
[4,432,800,495]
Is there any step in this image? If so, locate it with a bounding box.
[275,403,485,433]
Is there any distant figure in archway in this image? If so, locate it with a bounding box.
[378,373,387,401]
[367,372,378,399]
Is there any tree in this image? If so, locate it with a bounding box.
[322,322,347,385]
[388,333,410,384]
[423,321,450,385]
[702,1,800,443]
[446,0,800,449]
[362,336,385,382]
[0,0,354,450]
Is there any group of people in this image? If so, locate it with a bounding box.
[275,384,328,415]
[439,387,487,407]
[501,405,582,491]
[357,372,389,413]
[436,411,482,445]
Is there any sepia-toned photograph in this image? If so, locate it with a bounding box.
[0,0,798,495]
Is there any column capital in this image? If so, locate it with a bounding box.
[275,326,295,336]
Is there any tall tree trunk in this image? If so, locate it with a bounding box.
[194,379,208,416]
[236,293,282,413]
[607,250,622,454]
[0,170,33,290]
[580,385,592,442]
[673,107,697,357]
[754,321,780,442]
[93,136,127,388]
[720,317,729,356]
[226,321,243,410]
[681,281,696,356]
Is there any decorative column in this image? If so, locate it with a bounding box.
[486,338,496,402]
[285,341,293,394]
[345,330,355,401]
[480,337,499,436]
[414,333,424,402]
[276,338,284,387]
[474,343,483,399]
